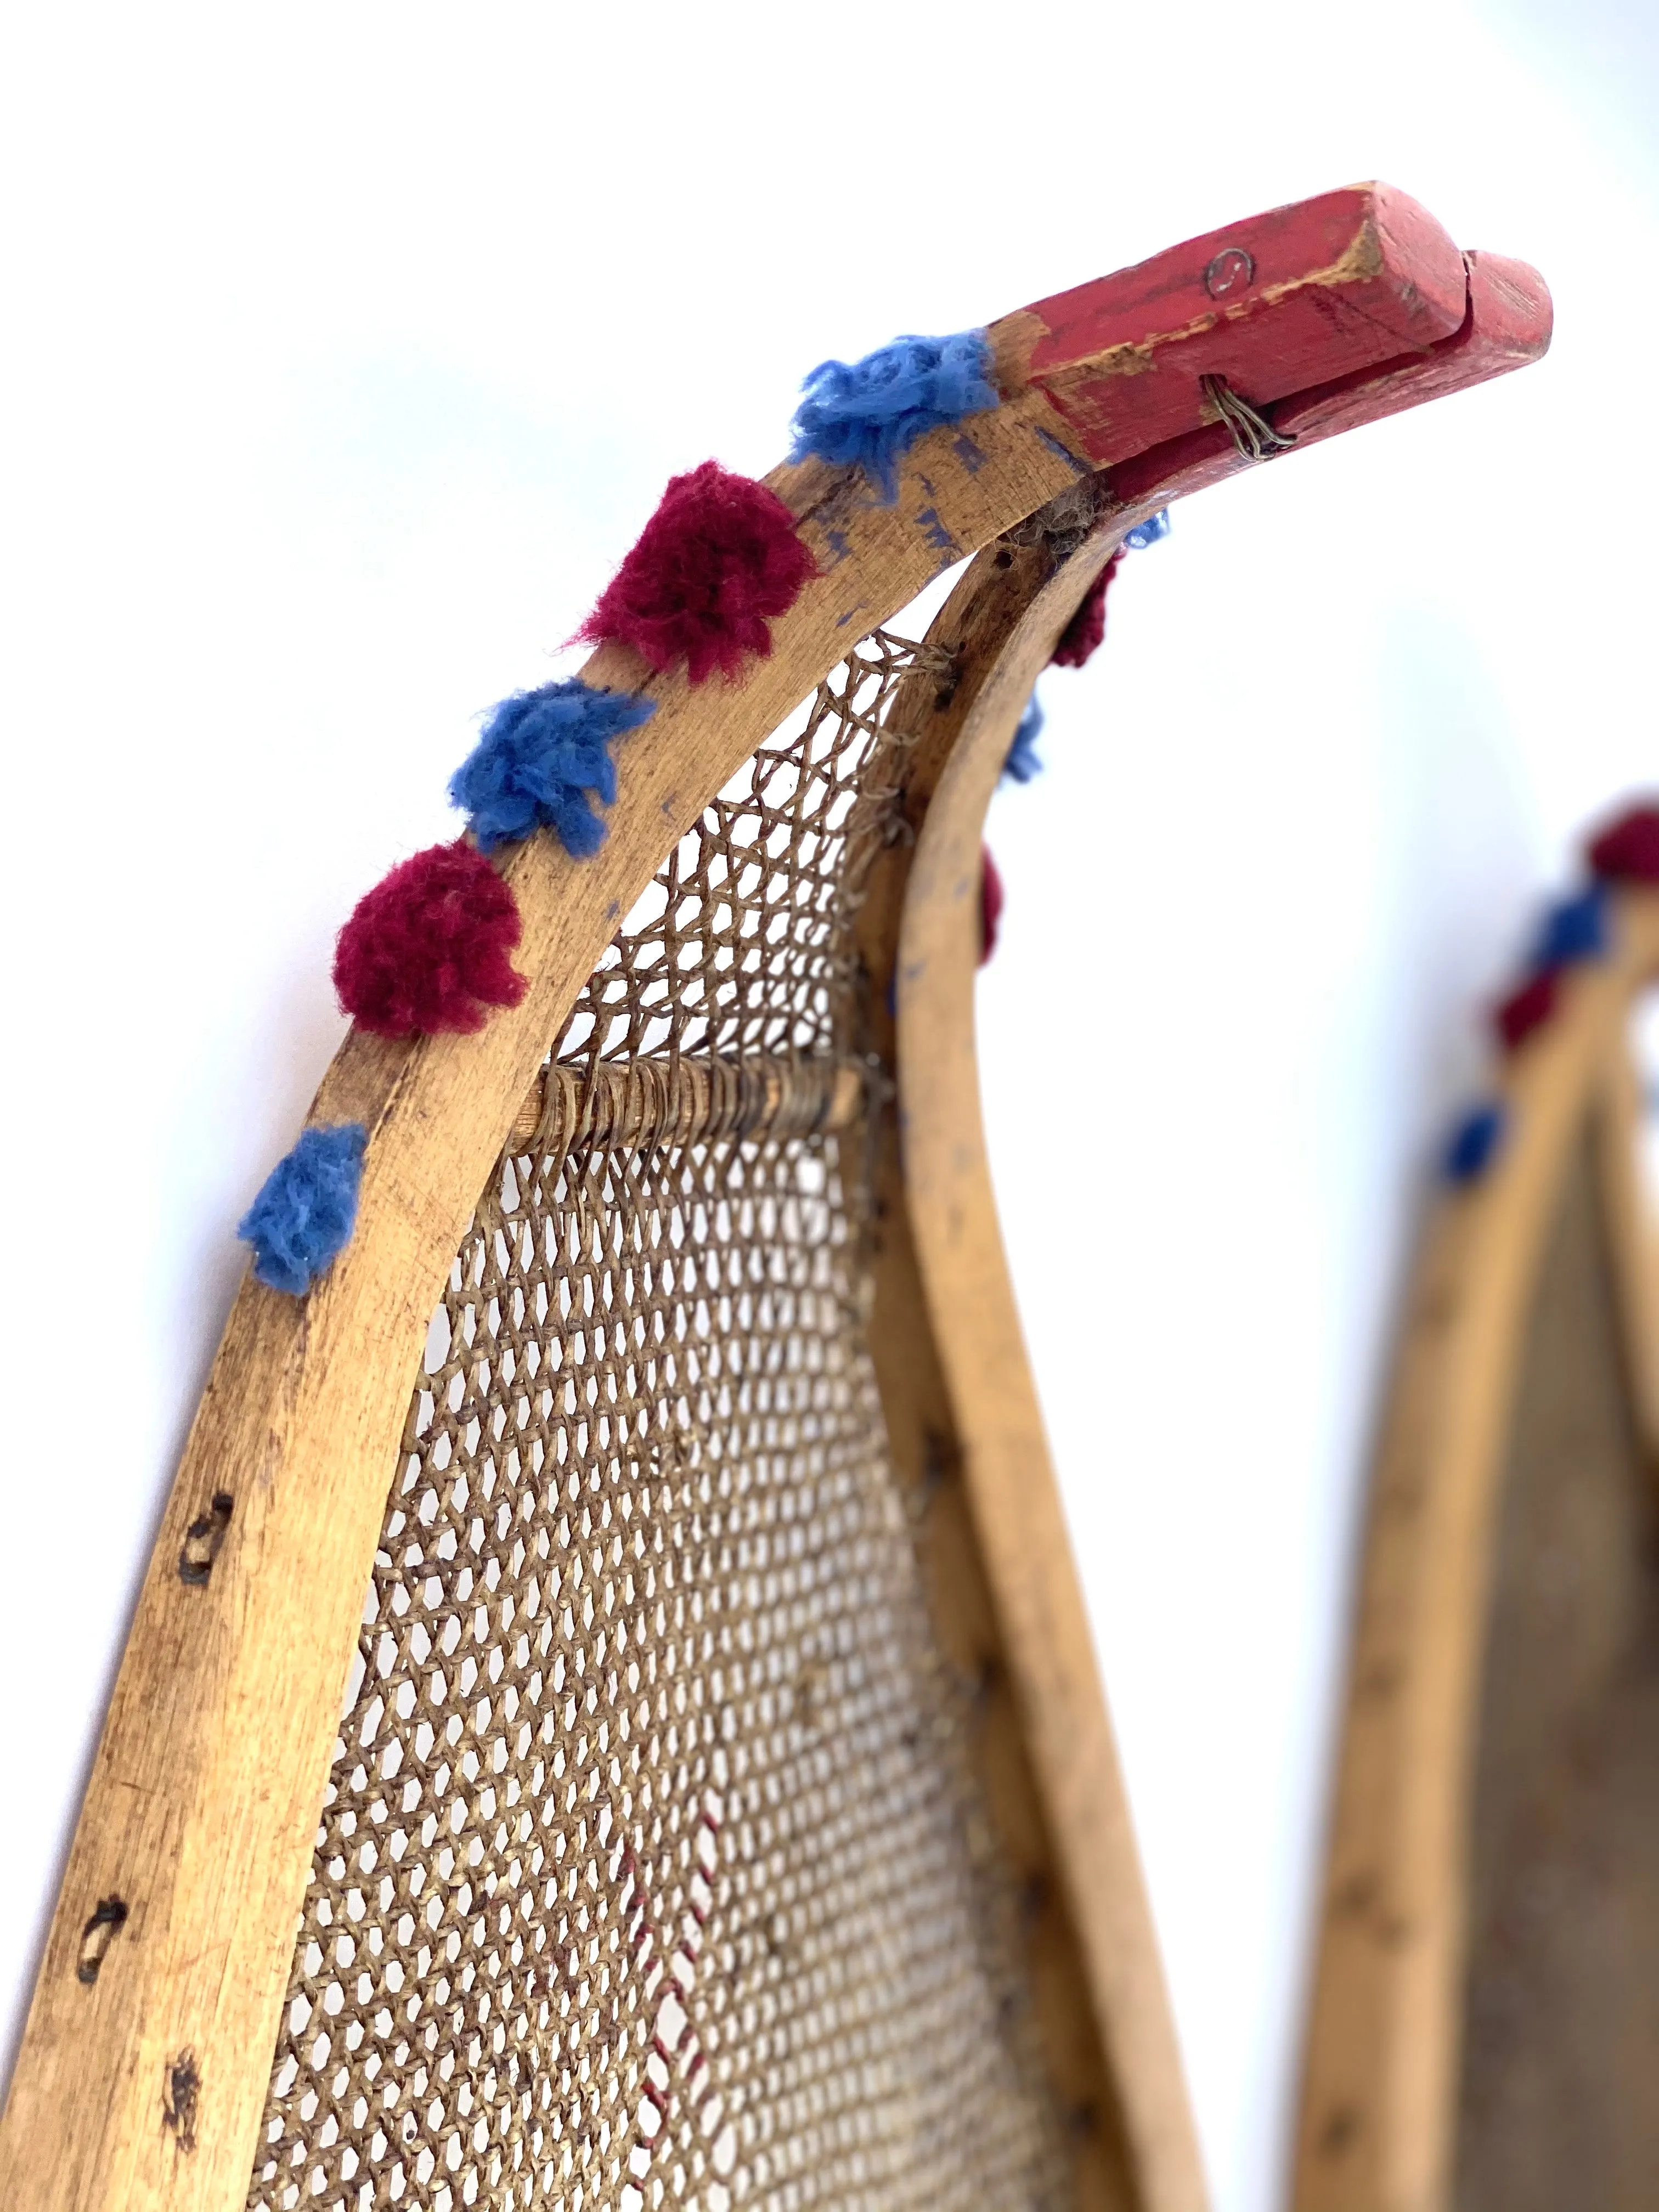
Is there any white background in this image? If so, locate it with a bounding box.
[1,5,1654,2206]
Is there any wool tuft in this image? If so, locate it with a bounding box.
[1122,509,1172,551]
[979,845,1005,966]
[450,679,655,855]
[1529,883,1608,971]
[239,1123,369,1295]
[1002,692,1045,784]
[1493,967,1560,1054]
[789,331,998,503]
[334,841,527,1038]
[1444,1101,1506,1184]
[1050,554,1120,669]
[1586,801,1659,884]
[578,461,815,684]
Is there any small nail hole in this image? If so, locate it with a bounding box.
[179,1493,234,1585]
[77,1896,128,1984]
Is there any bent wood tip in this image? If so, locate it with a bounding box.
[988,183,1544,483]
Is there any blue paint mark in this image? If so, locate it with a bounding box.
[821,526,853,567]
[915,506,961,562]
[917,473,936,499]
[836,605,868,629]
[1032,425,1090,477]
[952,432,986,474]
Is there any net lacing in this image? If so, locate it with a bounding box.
[249,631,1068,2212]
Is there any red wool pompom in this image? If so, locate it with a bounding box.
[1493,967,1559,1055]
[578,460,816,683]
[1586,802,1659,884]
[979,845,1005,966]
[334,841,527,1039]
[1049,552,1120,669]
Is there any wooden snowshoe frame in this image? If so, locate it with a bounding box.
[1295,890,1659,2212]
[2,185,1549,2212]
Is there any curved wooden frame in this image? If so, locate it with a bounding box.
[1294,890,1659,2211]
[1,184,1549,2212]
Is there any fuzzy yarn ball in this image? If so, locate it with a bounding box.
[1587,802,1659,884]
[578,461,815,684]
[450,679,656,856]
[238,1123,368,1295]
[1001,691,1045,785]
[1444,1101,1506,1184]
[1493,967,1560,1054]
[1050,554,1121,669]
[1122,509,1172,551]
[334,840,527,1038]
[1529,883,1608,971]
[789,331,998,503]
[979,845,1005,967]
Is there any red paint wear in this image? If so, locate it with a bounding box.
[334,840,527,1038]
[579,460,816,684]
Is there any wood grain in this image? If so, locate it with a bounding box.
[1595,981,1659,1470]
[1454,1133,1659,2209]
[854,511,1192,2212]
[885,518,1211,2212]
[1292,891,1659,2212]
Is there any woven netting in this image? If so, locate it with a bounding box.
[248,631,1069,2212]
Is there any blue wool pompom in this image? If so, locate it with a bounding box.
[1002,692,1045,785]
[239,1123,368,1295]
[1124,509,1172,551]
[789,330,999,502]
[1529,883,1608,970]
[1443,1101,1507,1186]
[450,680,657,856]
